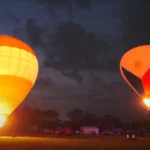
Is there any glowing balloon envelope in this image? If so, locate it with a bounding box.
[0,35,38,126]
[120,45,150,109]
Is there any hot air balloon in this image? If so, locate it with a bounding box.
[120,45,150,111]
[0,35,38,126]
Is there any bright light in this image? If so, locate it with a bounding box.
[143,98,150,107]
[0,115,7,127]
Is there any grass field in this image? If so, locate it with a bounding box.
[0,135,150,150]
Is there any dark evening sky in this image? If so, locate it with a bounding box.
[1,0,149,121]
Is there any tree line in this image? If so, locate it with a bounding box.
[2,106,150,133]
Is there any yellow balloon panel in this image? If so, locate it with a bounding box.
[0,46,38,84]
[0,75,33,115]
[120,45,150,79]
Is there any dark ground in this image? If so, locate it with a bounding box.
[0,135,150,150]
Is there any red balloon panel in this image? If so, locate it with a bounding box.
[142,69,150,95]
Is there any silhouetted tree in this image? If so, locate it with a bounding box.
[42,109,59,122]
[68,108,84,122]
[29,108,42,126]
[68,108,84,130]
[82,111,97,126]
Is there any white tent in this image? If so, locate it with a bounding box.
[80,126,99,135]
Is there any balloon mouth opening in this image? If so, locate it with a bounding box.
[0,114,7,127]
[143,97,150,108]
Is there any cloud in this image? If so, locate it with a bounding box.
[35,76,52,88]
[48,22,111,69]
[9,1,121,87]
[45,21,118,83]
[35,0,110,19]
[120,0,150,49]
[36,0,92,17]
[9,0,122,85]
[5,13,20,24]
[25,19,44,47]
[0,0,141,120]
[13,19,118,83]
[61,69,83,84]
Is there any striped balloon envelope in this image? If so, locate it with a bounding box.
[120,45,150,109]
[0,35,38,126]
